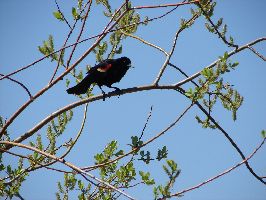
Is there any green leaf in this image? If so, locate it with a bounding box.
[139,171,155,185]
[229,36,234,44]
[53,11,64,21]
[231,62,239,68]
[115,150,124,157]
[216,18,223,28]
[72,7,80,20]
[261,130,266,138]
[185,88,194,98]
[223,51,229,59]
[156,146,168,161]
[7,165,12,174]
[115,45,122,54]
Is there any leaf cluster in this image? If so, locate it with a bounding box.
[186,52,243,128]
[0,157,27,199]
[153,160,181,199]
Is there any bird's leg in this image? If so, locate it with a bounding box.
[98,85,106,101]
[107,86,122,97]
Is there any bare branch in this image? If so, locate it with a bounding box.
[54,0,72,30]
[0,73,32,98]
[153,12,200,85]
[132,1,199,10]
[194,101,266,184]
[175,37,266,87]
[65,0,92,69]
[248,46,266,61]
[121,31,168,56]
[139,106,153,140]
[169,138,266,198]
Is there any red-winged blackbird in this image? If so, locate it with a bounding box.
[66,57,131,99]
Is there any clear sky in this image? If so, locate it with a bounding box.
[0,0,265,199]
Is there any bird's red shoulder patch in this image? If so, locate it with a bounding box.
[97,63,112,72]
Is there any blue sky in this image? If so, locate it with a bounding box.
[0,0,266,199]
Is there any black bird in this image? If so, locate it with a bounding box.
[66,57,131,100]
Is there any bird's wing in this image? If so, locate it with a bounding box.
[86,59,113,74]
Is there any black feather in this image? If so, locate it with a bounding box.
[66,57,131,96]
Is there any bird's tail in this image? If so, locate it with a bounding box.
[66,77,92,95]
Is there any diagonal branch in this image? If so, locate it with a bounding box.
[0,141,136,200]
[196,2,238,48]
[0,73,32,98]
[170,63,266,184]
[139,105,153,140]
[132,1,199,10]
[175,37,266,87]
[54,0,72,30]
[121,31,168,56]
[49,0,92,83]
[248,46,266,61]
[195,101,266,184]
[153,11,200,85]
[169,138,266,198]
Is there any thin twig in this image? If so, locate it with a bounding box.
[153,12,200,85]
[168,63,199,87]
[66,0,93,68]
[139,106,153,140]
[0,73,32,98]
[132,1,199,9]
[55,0,72,29]
[49,0,92,83]
[196,2,238,48]
[121,31,168,56]
[83,103,193,171]
[169,138,266,198]
[248,46,266,61]
[174,37,266,87]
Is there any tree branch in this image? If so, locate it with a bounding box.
[174,37,266,87]
[169,138,266,198]
[248,46,266,61]
[196,2,238,48]
[194,101,266,184]
[0,141,136,200]
[132,1,199,10]
[153,11,200,85]
[0,73,32,98]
